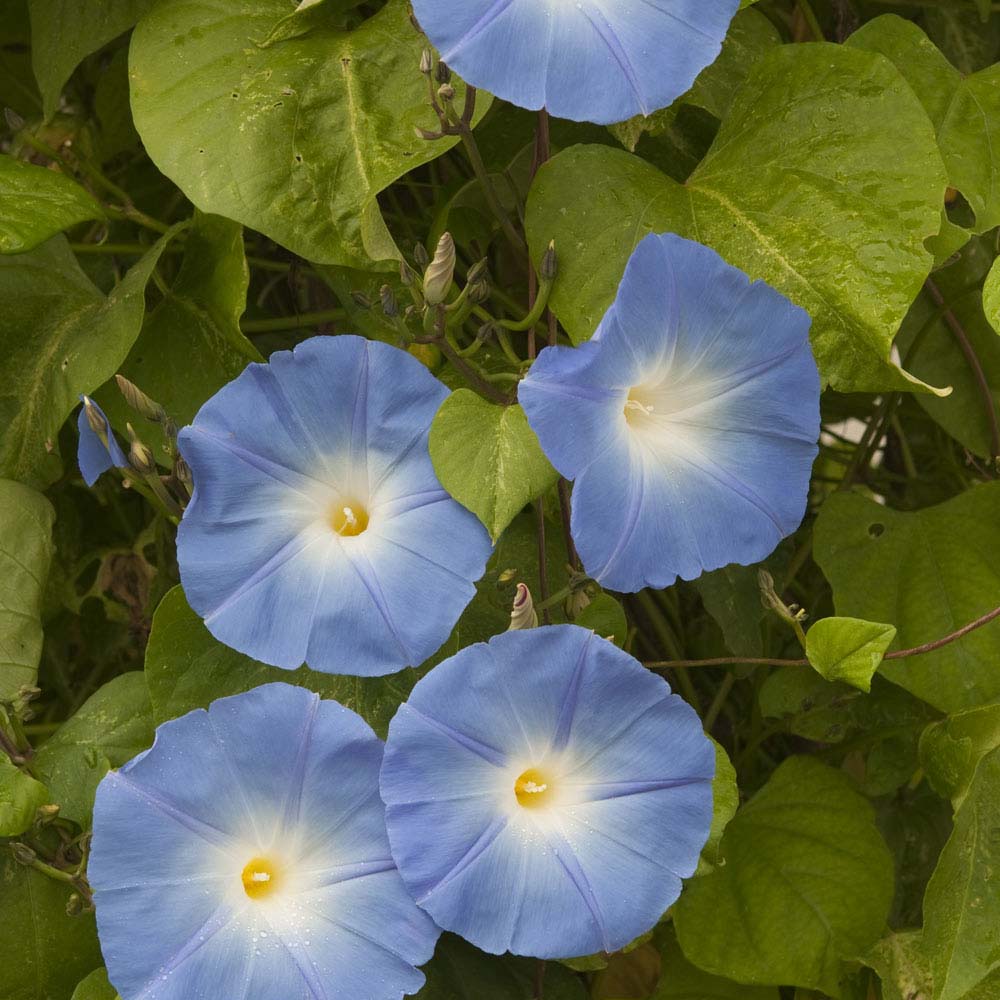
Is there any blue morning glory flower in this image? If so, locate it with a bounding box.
[89,682,440,1000]
[518,233,820,594]
[380,625,714,959]
[412,0,740,125]
[77,395,129,486]
[177,335,493,677]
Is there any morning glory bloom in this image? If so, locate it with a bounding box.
[177,335,492,676]
[518,233,820,594]
[380,625,714,959]
[77,395,129,486]
[412,0,740,125]
[89,683,440,1000]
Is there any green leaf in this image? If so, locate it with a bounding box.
[526,44,948,395]
[895,235,1000,458]
[71,969,118,1000]
[609,8,778,152]
[0,850,102,1000]
[144,586,417,738]
[693,564,766,658]
[863,932,933,1000]
[0,755,48,836]
[574,594,628,648]
[652,925,778,1000]
[0,156,103,254]
[33,672,154,826]
[805,617,897,693]
[28,0,157,118]
[98,212,259,455]
[673,757,894,994]
[924,744,1000,1000]
[983,254,1000,334]
[0,479,55,699]
[0,229,181,486]
[700,738,738,870]
[920,702,1000,808]
[813,484,1000,712]
[129,0,487,268]
[415,933,587,1000]
[848,15,1000,248]
[429,391,558,543]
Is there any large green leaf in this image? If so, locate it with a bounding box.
[525,44,948,395]
[895,236,1000,458]
[864,932,933,1000]
[0,479,55,699]
[673,757,894,995]
[814,485,1000,712]
[129,0,486,268]
[144,586,417,738]
[429,391,558,543]
[0,156,103,254]
[920,701,1000,807]
[70,970,117,1000]
[0,755,48,836]
[805,617,897,693]
[28,0,157,117]
[653,925,778,1000]
[0,230,179,485]
[0,851,102,1000]
[923,745,1000,1000]
[415,934,587,1000]
[849,15,1000,241]
[33,672,154,826]
[99,212,259,454]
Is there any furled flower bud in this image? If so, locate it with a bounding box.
[435,62,452,85]
[419,49,433,76]
[507,583,538,630]
[126,424,157,476]
[82,395,107,437]
[115,374,166,423]
[413,242,430,268]
[423,232,456,306]
[380,284,399,318]
[541,240,558,281]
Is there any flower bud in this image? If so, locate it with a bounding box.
[351,291,372,310]
[419,49,433,76]
[115,375,166,423]
[82,396,107,437]
[66,893,84,917]
[174,455,193,489]
[466,258,489,285]
[380,284,399,318]
[507,583,539,630]
[400,259,417,287]
[437,84,455,104]
[4,107,25,131]
[11,843,36,866]
[413,242,430,268]
[435,61,452,85]
[541,240,558,281]
[126,424,156,476]
[423,232,456,306]
[36,803,60,825]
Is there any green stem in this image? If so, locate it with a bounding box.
[797,0,825,39]
[703,673,736,732]
[499,279,553,332]
[241,308,346,334]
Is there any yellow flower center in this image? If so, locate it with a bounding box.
[241,857,281,900]
[329,501,369,537]
[514,767,554,809]
[624,386,657,426]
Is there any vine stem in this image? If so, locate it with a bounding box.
[644,604,1000,669]
[924,277,1000,462]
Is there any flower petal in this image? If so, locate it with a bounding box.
[412,0,739,125]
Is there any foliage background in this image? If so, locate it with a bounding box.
[2,1,1000,999]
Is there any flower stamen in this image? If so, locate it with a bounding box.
[241,856,282,900]
[515,767,554,809]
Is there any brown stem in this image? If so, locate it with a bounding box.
[645,604,1000,670]
[925,277,1000,462]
